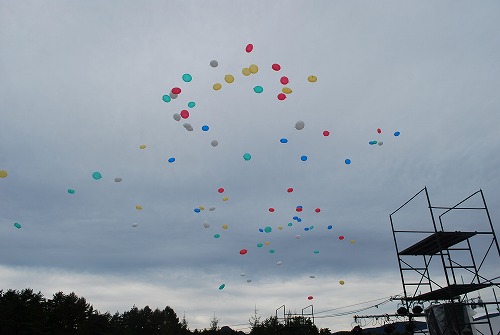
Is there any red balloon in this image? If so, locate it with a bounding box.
[218,188,225,193]
[287,187,294,193]
[377,128,382,134]
[245,44,253,53]
[280,76,289,85]
[308,296,313,300]
[339,235,345,240]
[171,87,181,94]
[269,208,275,213]
[239,249,248,255]
[323,130,330,137]
[277,93,287,101]
[315,208,321,213]
[180,110,189,119]
[272,63,281,71]
[296,207,303,212]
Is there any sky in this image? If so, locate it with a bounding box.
[1,0,500,332]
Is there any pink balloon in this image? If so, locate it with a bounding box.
[323,130,330,137]
[239,249,248,255]
[277,93,287,101]
[171,87,181,95]
[245,44,253,53]
[180,110,189,119]
[377,128,382,134]
[218,188,225,193]
[315,208,321,213]
[280,76,289,85]
[269,208,275,213]
[272,63,281,71]
[308,296,313,300]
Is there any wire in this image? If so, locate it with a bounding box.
[315,294,402,314]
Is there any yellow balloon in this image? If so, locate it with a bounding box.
[264,241,270,245]
[307,75,317,83]
[282,87,292,94]
[222,196,229,201]
[224,74,234,84]
[350,239,356,244]
[222,224,229,229]
[139,145,146,149]
[339,280,345,285]
[242,68,251,76]
[0,170,8,178]
[199,206,205,211]
[136,205,143,210]
[278,226,283,230]
[213,83,222,90]
[249,64,258,74]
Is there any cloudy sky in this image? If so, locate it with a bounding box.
[1,0,500,332]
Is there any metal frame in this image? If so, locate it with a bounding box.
[390,187,500,335]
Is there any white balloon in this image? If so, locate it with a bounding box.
[295,121,305,130]
[203,221,210,228]
[309,275,316,278]
[240,273,246,276]
[114,177,122,182]
[211,140,219,147]
[173,113,181,121]
[277,261,283,266]
[210,60,218,67]
[378,141,383,146]
[246,279,252,283]
[209,207,216,211]
[169,92,178,99]
[131,223,139,227]
[183,123,193,131]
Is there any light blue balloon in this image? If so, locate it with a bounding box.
[188,101,196,108]
[264,226,272,233]
[182,73,192,82]
[288,222,293,226]
[253,86,263,93]
[269,249,275,254]
[92,172,102,180]
[162,95,171,103]
[243,153,252,161]
[257,243,263,248]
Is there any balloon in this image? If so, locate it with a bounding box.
[182,73,192,82]
[67,189,75,194]
[183,123,193,131]
[264,226,272,233]
[247,279,252,283]
[278,226,283,230]
[214,234,221,239]
[14,223,21,229]
[242,67,251,76]
[243,153,252,161]
[241,273,246,276]
[169,92,178,99]
[114,177,122,182]
[268,208,275,213]
[280,138,288,143]
[309,275,316,278]
[293,216,298,220]
[272,63,281,71]
[313,250,319,254]
[345,159,351,165]
[213,83,222,91]
[296,206,303,212]
[287,187,293,193]
[136,205,142,210]
[295,121,305,130]
[210,60,218,67]
[309,225,314,230]
[282,87,292,94]
[202,125,209,131]
[394,131,401,136]
[277,93,286,100]
[218,188,225,193]
[194,208,201,213]
[211,140,219,147]
[307,75,317,82]
[327,225,333,229]
[222,196,229,201]
[339,280,345,285]
[131,223,139,227]
[378,141,384,146]
[297,218,302,222]
[188,101,196,108]
[304,227,310,231]
[264,241,270,245]
[240,249,248,255]
[280,76,289,85]
[339,235,345,240]
[296,235,301,239]
[288,222,293,226]
[219,283,225,290]
[224,74,235,83]
[168,157,175,163]
[350,240,356,243]
[300,155,308,161]
[140,145,146,149]
[203,222,210,228]
[277,261,282,265]
[323,130,330,136]
[315,208,321,213]
[377,128,382,134]
[259,228,264,232]
[308,296,313,300]
[171,87,181,95]
[209,207,216,211]
[222,224,229,229]
[253,86,263,93]
[173,113,181,121]
[245,44,253,53]
[199,206,205,211]
[180,110,189,119]
[269,249,275,253]
[92,172,102,180]
[257,243,263,248]
[0,170,7,178]
[249,64,258,74]
[162,95,171,103]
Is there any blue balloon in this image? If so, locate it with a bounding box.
[168,157,175,163]
[259,228,264,232]
[194,208,201,213]
[202,125,209,131]
[301,155,308,161]
[304,227,310,231]
[327,225,333,229]
[345,159,351,165]
[280,138,288,143]
[293,216,298,220]
[394,131,401,136]
[297,218,302,222]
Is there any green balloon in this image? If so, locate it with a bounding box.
[219,283,225,290]
[257,243,263,248]
[243,153,252,161]
[92,172,102,180]
[253,86,263,93]
[14,223,21,229]
[264,226,272,233]
[269,249,275,254]
[214,234,221,239]
[182,73,192,82]
[188,101,196,108]
[68,189,75,194]
[162,95,171,103]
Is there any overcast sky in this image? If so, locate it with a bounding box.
[1,0,500,332]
